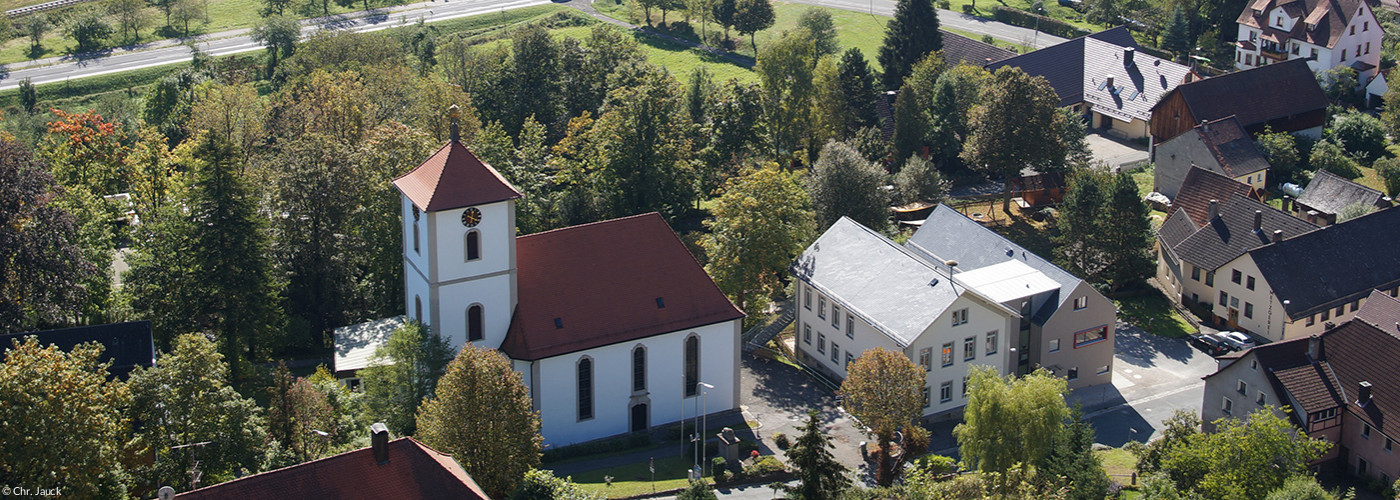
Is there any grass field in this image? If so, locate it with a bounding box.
[1116,294,1195,338]
[569,454,708,498]
[1095,446,1138,478]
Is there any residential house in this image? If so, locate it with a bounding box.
[175,424,491,499]
[1153,116,1271,200]
[790,217,1019,418]
[1291,169,1392,226]
[1168,166,1264,227]
[941,29,1017,66]
[987,27,1196,140]
[1150,58,1328,144]
[907,206,1116,389]
[0,321,155,378]
[336,115,744,447]
[1154,193,1317,335]
[1201,291,1400,483]
[1233,0,1383,90]
[332,315,408,390]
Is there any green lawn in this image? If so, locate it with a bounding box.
[1115,294,1195,338]
[569,454,710,498]
[1095,447,1137,478]
[480,23,757,84]
[940,0,1103,34]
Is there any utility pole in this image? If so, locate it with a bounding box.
[171,441,211,491]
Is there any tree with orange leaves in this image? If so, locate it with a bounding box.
[41,108,129,195]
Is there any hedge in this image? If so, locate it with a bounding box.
[992,6,1089,40]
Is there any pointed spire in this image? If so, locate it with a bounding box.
[448,104,461,142]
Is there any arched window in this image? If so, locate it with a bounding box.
[414,296,423,323]
[413,223,420,254]
[684,335,699,397]
[632,345,647,392]
[465,230,480,261]
[467,304,484,342]
[577,357,594,421]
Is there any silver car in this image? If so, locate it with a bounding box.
[1218,331,1256,351]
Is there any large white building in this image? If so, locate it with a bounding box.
[339,115,744,447]
[1234,0,1383,90]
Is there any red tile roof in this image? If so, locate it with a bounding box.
[175,437,489,500]
[500,213,744,361]
[1169,166,1258,226]
[393,141,522,212]
[1355,290,1400,338]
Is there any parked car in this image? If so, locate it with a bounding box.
[1218,331,1256,352]
[1190,332,1231,356]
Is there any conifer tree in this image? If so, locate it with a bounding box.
[780,410,851,499]
[837,48,878,135]
[878,0,942,90]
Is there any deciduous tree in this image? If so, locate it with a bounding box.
[360,321,453,436]
[0,338,131,497]
[808,140,891,230]
[893,155,950,205]
[840,347,926,486]
[1329,112,1387,164]
[961,67,1069,213]
[1309,139,1362,179]
[732,0,774,54]
[416,343,542,499]
[108,0,151,43]
[1148,408,1331,500]
[702,163,815,322]
[1256,127,1300,185]
[64,10,113,52]
[758,29,817,163]
[251,15,300,77]
[589,69,698,220]
[955,366,1069,474]
[266,363,337,462]
[878,0,941,90]
[797,7,838,56]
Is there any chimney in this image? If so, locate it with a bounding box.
[448,105,461,142]
[371,423,390,464]
[1253,210,1263,232]
[1358,381,1373,405]
[1272,229,1283,243]
[1208,199,1220,220]
[1200,119,1209,132]
[1307,335,1320,360]
[1124,47,1135,66]
[1307,210,1319,224]
[1105,75,1114,90]
[1282,195,1291,213]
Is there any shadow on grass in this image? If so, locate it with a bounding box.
[630,22,753,68]
[26,44,51,60]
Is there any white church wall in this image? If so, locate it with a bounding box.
[433,274,514,350]
[532,319,740,447]
[430,201,515,283]
[403,195,431,279]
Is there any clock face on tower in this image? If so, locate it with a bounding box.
[461,207,482,227]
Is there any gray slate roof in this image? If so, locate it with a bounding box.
[986,27,1138,107]
[906,205,1083,313]
[1171,194,1317,271]
[1296,169,1387,216]
[940,29,1016,66]
[792,217,967,347]
[1081,38,1194,123]
[1158,208,1197,250]
[1251,206,1400,319]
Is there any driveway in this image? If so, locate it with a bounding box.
[739,356,872,476]
[1070,320,1218,446]
[1085,132,1149,171]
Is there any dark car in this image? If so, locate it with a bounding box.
[1190,332,1231,356]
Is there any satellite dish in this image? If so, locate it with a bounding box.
[158,486,176,500]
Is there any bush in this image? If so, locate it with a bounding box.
[1309,139,1362,180]
[773,432,790,449]
[742,456,786,479]
[712,456,728,473]
[676,479,718,500]
[962,4,975,13]
[937,0,949,8]
[1375,157,1400,197]
[917,454,958,476]
[1329,112,1388,164]
[992,6,1089,39]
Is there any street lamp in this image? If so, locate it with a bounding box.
[1030,1,1044,48]
[695,382,715,478]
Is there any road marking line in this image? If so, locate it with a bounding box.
[1084,381,1203,420]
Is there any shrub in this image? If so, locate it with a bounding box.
[742,456,786,479]
[1329,112,1387,164]
[1309,139,1362,180]
[917,454,958,476]
[937,0,949,8]
[961,4,975,13]
[712,456,728,473]
[773,432,790,449]
[1375,157,1400,197]
[992,6,1089,39]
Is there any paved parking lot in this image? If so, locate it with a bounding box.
[1086,132,1150,171]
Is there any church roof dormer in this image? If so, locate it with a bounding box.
[392,107,522,212]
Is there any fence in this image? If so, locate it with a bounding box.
[6,0,93,18]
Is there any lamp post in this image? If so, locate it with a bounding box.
[699,382,715,477]
[1030,1,1043,48]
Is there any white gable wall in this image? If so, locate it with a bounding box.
[903,294,1017,416]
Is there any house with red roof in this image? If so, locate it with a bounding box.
[335,109,744,447]
[1233,0,1383,90]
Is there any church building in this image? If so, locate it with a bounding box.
[338,109,744,447]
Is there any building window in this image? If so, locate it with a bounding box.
[1049,338,1060,352]
[1322,309,1331,321]
[1251,359,1258,370]
[919,348,932,371]
[1245,302,1254,319]
[962,376,969,397]
[964,337,976,361]
[938,381,953,403]
[1257,391,1266,405]
[1336,305,1345,316]
[986,331,998,355]
[846,316,854,339]
[1223,397,1233,414]
[413,224,420,254]
[1385,438,1392,453]
[1363,424,1372,439]
[1220,291,1229,307]
[1206,271,1215,286]
[818,334,826,354]
[1192,266,1201,281]
[1366,41,1371,54]
[1351,299,1361,312]
[1232,270,1242,284]
[845,352,853,368]
[415,296,423,323]
[685,336,699,397]
[1342,49,1348,60]
[1359,458,1368,476]
[1097,365,1110,375]
[818,297,826,319]
[1074,296,1088,310]
[467,304,484,341]
[1351,25,1355,35]
[803,324,812,344]
[465,230,481,261]
[632,346,647,392]
[1238,380,1248,394]
[804,287,812,310]
[1365,21,1369,31]
[1074,327,1108,348]
[1307,314,1316,326]
[1068,367,1078,381]
[942,342,954,367]
[831,343,840,363]
[1247,276,1256,290]
[832,306,841,328]
[922,385,930,407]
[952,308,969,326]
[577,357,594,420]
[1311,48,1318,59]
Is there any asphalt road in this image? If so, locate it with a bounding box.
[0,0,1068,91]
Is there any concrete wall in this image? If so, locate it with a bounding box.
[1037,281,1116,390]
[402,195,517,349]
[530,320,741,447]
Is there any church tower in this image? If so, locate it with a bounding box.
[392,106,522,350]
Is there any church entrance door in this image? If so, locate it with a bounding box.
[630,403,648,432]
